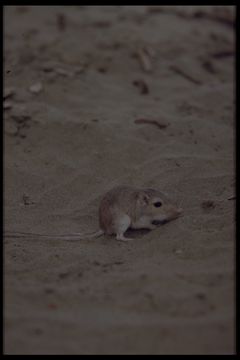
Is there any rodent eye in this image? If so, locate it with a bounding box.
[154,201,162,207]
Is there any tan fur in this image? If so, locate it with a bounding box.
[5,186,183,242]
[98,186,183,240]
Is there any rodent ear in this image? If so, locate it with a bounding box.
[137,192,150,206]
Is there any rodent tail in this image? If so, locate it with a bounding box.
[4,229,104,240]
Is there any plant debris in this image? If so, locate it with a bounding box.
[211,50,234,59]
[134,118,169,129]
[136,47,153,73]
[154,7,235,29]
[57,13,67,31]
[201,60,217,74]
[133,79,149,95]
[22,194,35,206]
[201,200,216,209]
[8,106,32,139]
[191,8,235,29]
[170,65,202,85]
[55,68,74,77]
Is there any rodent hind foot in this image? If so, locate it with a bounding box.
[116,234,134,241]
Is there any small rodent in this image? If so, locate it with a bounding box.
[5,185,183,241]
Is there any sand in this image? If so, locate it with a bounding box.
[4,5,235,355]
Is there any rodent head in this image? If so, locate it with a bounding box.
[136,188,183,224]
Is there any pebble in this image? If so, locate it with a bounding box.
[29,82,43,94]
[55,68,73,77]
[174,249,183,255]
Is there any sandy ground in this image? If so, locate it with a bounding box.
[3,5,235,355]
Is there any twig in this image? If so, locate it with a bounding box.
[137,48,152,73]
[174,8,235,29]
[134,118,168,129]
[192,10,235,29]
[57,13,66,31]
[211,50,234,59]
[170,65,202,85]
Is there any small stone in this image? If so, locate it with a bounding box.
[55,68,73,77]
[29,82,43,94]
[174,249,183,255]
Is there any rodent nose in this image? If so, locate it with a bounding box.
[178,207,183,214]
